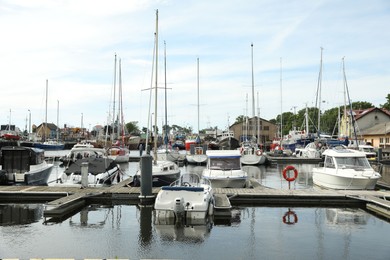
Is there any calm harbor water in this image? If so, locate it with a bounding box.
[0,150,389,259]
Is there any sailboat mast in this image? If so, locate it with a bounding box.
[119,58,125,143]
[197,57,200,134]
[45,79,48,141]
[316,47,323,136]
[280,58,283,142]
[251,43,255,118]
[154,9,159,161]
[56,100,59,141]
[257,91,261,145]
[343,57,358,146]
[112,53,117,141]
[164,41,168,150]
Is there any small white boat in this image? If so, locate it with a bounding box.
[133,159,181,187]
[239,141,266,165]
[156,147,183,162]
[61,146,108,166]
[107,144,130,163]
[154,173,214,222]
[202,150,247,188]
[59,157,121,187]
[186,141,208,165]
[312,148,381,190]
[0,146,53,185]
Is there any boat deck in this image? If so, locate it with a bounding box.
[0,178,389,220]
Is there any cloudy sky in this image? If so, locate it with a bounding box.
[1,0,389,133]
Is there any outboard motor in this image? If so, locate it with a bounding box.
[173,197,185,220]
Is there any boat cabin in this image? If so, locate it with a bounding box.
[0,146,45,173]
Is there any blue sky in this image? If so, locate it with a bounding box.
[1,0,389,133]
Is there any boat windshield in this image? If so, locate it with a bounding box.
[334,156,371,169]
[209,157,241,170]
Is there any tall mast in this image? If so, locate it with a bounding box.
[119,58,125,143]
[153,9,159,162]
[197,57,200,134]
[57,100,59,141]
[251,43,255,118]
[316,47,323,136]
[164,41,168,150]
[280,57,283,142]
[343,57,358,146]
[257,91,261,145]
[112,53,117,141]
[45,79,48,141]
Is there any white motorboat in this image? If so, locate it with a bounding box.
[0,146,53,185]
[156,147,183,162]
[186,147,208,164]
[356,144,376,159]
[312,148,381,190]
[132,159,181,187]
[202,150,247,188]
[59,157,121,187]
[154,173,214,222]
[239,141,266,165]
[185,140,208,165]
[107,143,130,163]
[60,146,108,166]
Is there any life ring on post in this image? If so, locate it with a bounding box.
[282,165,298,182]
[283,210,298,225]
[256,150,263,156]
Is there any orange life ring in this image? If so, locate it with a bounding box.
[282,165,298,182]
[256,150,263,156]
[283,210,298,225]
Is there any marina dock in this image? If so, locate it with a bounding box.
[0,177,389,221]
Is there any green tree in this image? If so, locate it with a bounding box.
[380,94,390,110]
[235,115,247,124]
[125,121,140,135]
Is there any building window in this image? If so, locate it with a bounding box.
[264,126,269,131]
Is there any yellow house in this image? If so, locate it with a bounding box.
[360,122,390,148]
[339,107,390,142]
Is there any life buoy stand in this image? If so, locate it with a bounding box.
[256,150,263,156]
[282,165,298,182]
[283,210,298,225]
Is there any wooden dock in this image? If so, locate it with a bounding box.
[0,178,389,220]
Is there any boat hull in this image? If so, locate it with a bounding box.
[186,154,208,164]
[2,163,54,186]
[240,154,266,165]
[312,168,381,190]
[202,174,247,188]
[33,143,64,150]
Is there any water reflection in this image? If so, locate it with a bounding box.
[154,216,213,243]
[0,203,43,226]
[0,203,389,259]
[326,208,368,226]
[68,204,119,228]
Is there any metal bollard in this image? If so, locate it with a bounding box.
[378,148,382,162]
[139,154,154,205]
[81,162,89,188]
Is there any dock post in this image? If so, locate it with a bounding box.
[139,154,154,205]
[378,148,382,162]
[81,162,89,188]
